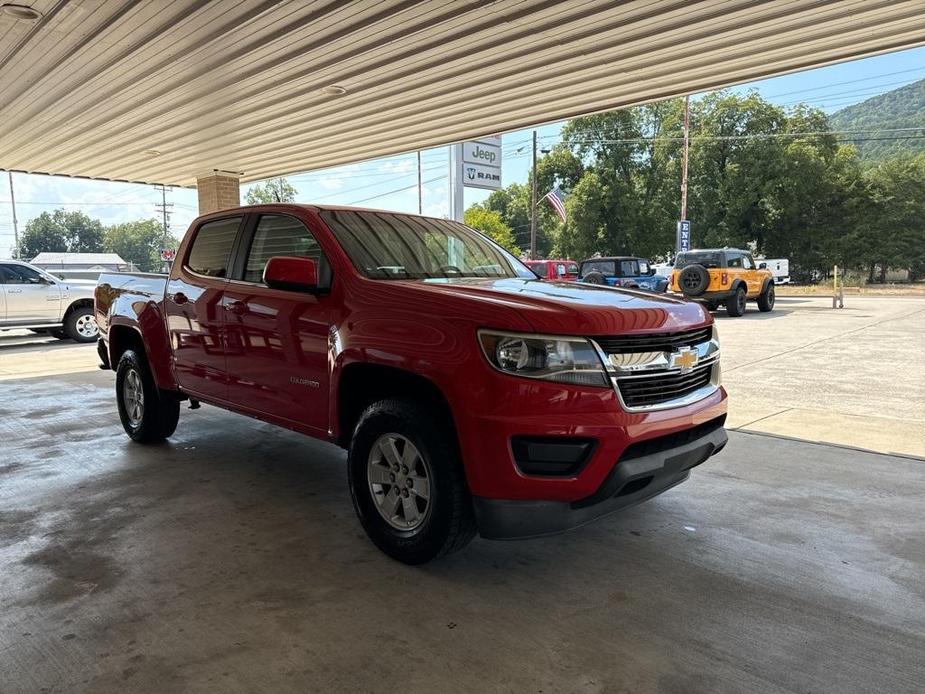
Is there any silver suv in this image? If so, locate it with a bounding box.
[0,260,98,342]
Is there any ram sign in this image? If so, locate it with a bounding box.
[460,136,502,190]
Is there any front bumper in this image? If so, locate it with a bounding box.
[473,415,727,539]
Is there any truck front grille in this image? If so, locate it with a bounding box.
[616,361,714,409]
[591,325,720,411]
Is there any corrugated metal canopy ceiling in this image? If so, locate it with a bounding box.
[1,0,923,186]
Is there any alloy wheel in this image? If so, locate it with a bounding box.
[76,314,99,338]
[123,368,144,427]
[367,433,432,531]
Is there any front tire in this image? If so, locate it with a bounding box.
[116,350,180,443]
[757,282,775,312]
[726,286,747,317]
[348,398,476,564]
[63,306,99,343]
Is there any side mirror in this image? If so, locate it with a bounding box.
[646,267,656,276]
[264,256,319,293]
[758,262,767,270]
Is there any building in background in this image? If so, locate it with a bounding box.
[30,252,129,281]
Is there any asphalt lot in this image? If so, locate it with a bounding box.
[1,295,923,692]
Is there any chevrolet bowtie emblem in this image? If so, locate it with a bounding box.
[671,347,699,373]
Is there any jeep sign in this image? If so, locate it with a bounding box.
[460,136,501,190]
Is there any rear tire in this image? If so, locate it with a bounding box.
[678,264,710,296]
[63,306,99,343]
[757,282,775,312]
[582,271,606,285]
[726,286,747,317]
[348,398,476,564]
[116,350,180,443]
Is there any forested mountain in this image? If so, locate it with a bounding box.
[829,78,925,161]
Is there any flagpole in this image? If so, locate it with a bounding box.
[530,129,538,260]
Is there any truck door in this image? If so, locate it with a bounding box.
[0,263,62,322]
[165,216,243,402]
[222,213,332,434]
[742,254,762,295]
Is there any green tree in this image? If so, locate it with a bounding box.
[463,206,521,255]
[245,178,297,204]
[104,219,179,272]
[18,209,105,259]
[480,183,546,256]
[853,153,925,281]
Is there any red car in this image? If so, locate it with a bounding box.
[95,204,727,564]
[525,258,579,281]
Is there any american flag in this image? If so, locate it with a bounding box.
[543,184,567,223]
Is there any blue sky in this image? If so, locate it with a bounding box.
[2,45,923,257]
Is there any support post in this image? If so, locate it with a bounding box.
[448,145,464,221]
[197,171,241,214]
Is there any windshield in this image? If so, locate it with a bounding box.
[675,251,724,269]
[320,210,534,280]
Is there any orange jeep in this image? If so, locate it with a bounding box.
[669,248,775,317]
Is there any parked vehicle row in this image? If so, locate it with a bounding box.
[95,204,728,564]
[524,248,779,317]
[0,259,99,342]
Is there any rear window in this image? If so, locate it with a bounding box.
[187,217,242,277]
[674,251,723,269]
[581,260,615,277]
[566,263,578,275]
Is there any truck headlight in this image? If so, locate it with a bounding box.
[478,330,609,387]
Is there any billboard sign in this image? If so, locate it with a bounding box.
[460,135,501,190]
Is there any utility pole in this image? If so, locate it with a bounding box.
[8,172,19,258]
[680,94,690,220]
[417,150,423,214]
[530,129,538,260]
[154,184,174,271]
[675,95,691,255]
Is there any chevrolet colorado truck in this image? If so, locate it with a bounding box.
[1,259,98,341]
[95,204,728,564]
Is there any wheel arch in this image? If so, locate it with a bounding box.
[63,297,93,320]
[335,363,456,449]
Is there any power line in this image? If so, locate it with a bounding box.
[346,175,445,206]
[764,66,925,99]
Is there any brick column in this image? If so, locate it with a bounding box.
[196,172,240,214]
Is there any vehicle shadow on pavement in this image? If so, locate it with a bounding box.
[0,335,90,352]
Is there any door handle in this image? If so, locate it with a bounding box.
[172,292,189,305]
[7,289,22,293]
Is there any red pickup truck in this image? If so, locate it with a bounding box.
[95,204,727,564]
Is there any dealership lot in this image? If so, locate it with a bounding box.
[1,296,923,693]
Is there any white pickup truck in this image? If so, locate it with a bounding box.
[0,259,99,342]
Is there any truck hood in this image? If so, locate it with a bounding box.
[407,277,710,335]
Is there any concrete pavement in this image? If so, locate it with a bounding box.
[717,295,925,458]
[1,369,924,693]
